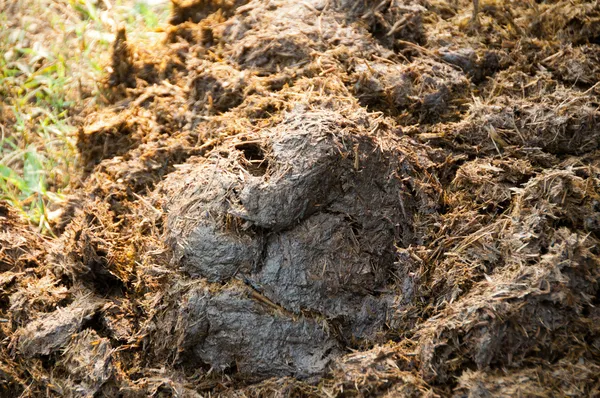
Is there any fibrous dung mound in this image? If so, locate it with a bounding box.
[2,0,600,396]
[154,107,419,377]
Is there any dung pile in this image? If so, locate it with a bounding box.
[150,107,422,378]
[2,0,600,396]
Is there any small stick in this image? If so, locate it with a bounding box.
[472,0,480,27]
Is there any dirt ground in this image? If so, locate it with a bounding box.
[2,0,600,396]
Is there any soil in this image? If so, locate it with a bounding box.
[2,0,600,396]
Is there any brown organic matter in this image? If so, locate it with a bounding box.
[2,0,600,396]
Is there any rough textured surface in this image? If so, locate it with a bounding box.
[149,281,341,379]
[15,298,103,357]
[197,285,339,379]
[158,108,416,373]
[2,0,600,396]
[60,330,115,397]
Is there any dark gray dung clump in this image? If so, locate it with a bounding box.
[158,108,415,378]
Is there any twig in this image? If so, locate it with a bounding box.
[472,0,480,27]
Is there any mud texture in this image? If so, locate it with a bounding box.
[2,0,600,396]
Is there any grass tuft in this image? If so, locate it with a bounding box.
[0,0,169,233]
